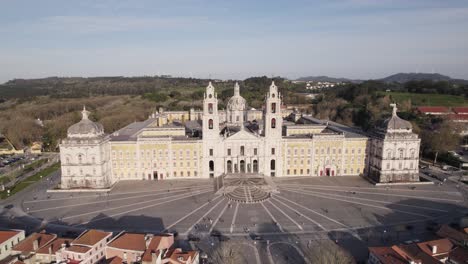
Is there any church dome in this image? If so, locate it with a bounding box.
[227,82,247,111]
[67,107,105,138]
[381,104,412,132]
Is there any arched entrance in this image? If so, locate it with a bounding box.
[240,160,246,173]
[253,160,258,173]
[270,159,276,177]
[320,165,336,176]
[227,160,232,173]
[209,160,214,178]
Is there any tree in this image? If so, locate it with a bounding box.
[304,240,355,264]
[422,119,461,164]
[209,241,244,264]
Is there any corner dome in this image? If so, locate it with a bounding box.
[227,82,247,111]
[67,106,105,138]
[381,104,412,132]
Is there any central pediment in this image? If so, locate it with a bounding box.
[225,129,260,141]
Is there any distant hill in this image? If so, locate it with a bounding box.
[295,76,360,83]
[380,73,452,83]
[296,73,468,85]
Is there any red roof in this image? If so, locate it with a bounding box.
[453,107,468,114]
[36,238,72,254]
[12,232,56,253]
[369,247,407,264]
[73,229,111,247]
[416,238,454,259]
[0,230,22,244]
[107,233,146,252]
[417,106,451,114]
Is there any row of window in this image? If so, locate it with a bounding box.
[285,168,362,175]
[225,147,275,156]
[113,160,198,169]
[385,161,415,170]
[286,157,364,165]
[287,147,364,156]
[112,149,199,160]
[65,168,98,176]
[118,171,199,178]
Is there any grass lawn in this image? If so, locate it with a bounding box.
[0,162,60,199]
[378,91,468,107]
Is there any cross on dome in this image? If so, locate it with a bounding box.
[234,82,240,96]
[390,103,397,116]
[82,106,90,120]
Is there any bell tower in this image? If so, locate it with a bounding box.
[202,81,219,139]
[263,81,282,139]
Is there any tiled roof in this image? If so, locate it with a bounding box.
[73,229,111,247]
[36,238,71,255]
[67,245,91,253]
[397,244,441,264]
[0,230,22,244]
[437,225,468,245]
[141,249,160,262]
[12,232,56,253]
[368,247,407,264]
[167,248,198,264]
[453,107,468,114]
[107,233,146,252]
[448,247,468,263]
[416,238,454,259]
[417,106,451,113]
[148,234,174,251]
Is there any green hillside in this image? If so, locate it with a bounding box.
[378,91,468,107]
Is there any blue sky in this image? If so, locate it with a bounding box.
[1,0,468,82]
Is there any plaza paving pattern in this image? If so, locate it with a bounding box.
[13,176,467,237]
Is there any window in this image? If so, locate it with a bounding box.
[209,161,214,172]
[271,148,275,155]
[271,102,276,113]
[227,149,231,156]
[253,160,258,172]
[240,146,245,156]
[399,149,404,159]
[78,154,83,164]
[209,149,213,156]
[270,159,276,170]
[287,169,290,174]
[208,103,213,114]
[208,119,213,129]
[271,118,276,128]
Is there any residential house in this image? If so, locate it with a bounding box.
[56,229,112,264]
[0,230,25,260]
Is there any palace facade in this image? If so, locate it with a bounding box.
[59,82,420,189]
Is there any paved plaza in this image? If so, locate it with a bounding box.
[1,174,468,263]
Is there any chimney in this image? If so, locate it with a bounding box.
[431,245,437,254]
[33,239,39,251]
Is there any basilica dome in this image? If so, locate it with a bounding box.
[227,82,247,111]
[381,104,412,132]
[67,107,105,138]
